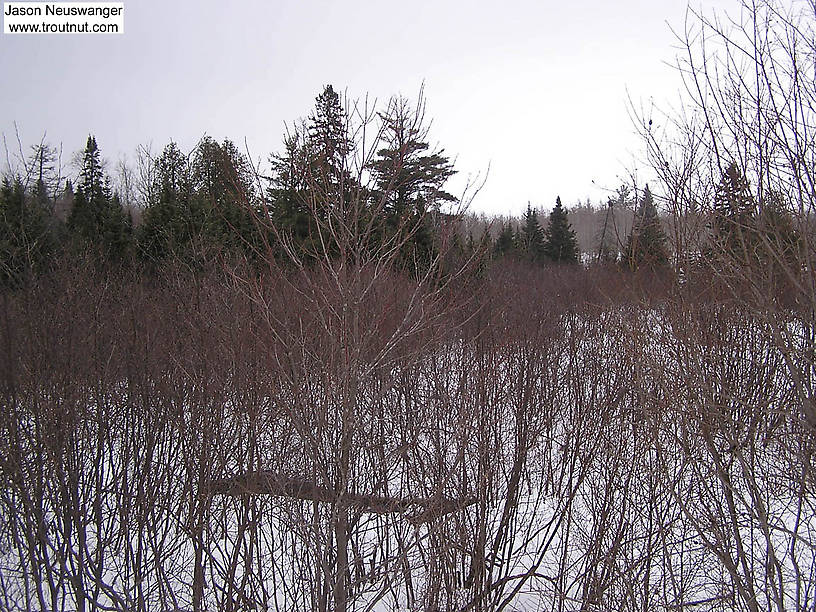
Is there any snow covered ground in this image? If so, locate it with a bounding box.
[1,306,814,611]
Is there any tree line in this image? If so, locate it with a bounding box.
[5,108,797,290]
[7,83,778,287]
[2,86,466,284]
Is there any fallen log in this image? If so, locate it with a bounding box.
[209,471,475,524]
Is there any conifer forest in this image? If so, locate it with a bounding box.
[1,1,816,610]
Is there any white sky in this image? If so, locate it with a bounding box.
[0,0,744,215]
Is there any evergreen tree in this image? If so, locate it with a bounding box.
[156,141,191,198]
[266,132,315,252]
[543,196,579,263]
[267,86,357,258]
[624,185,668,270]
[192,137,254,207]
[191,136,259,256]
[103,193,133,259]
[755,192,801,298]
[54,180,74,223]
[0,177,54,286]
[494,222,516,257]
[756,193,799,260]
[711,162,756,262]
[139,142,199,260]
[308,85,352,198]
[708,164,801,284]
[479,226,493,254]
[267,131,314,254]
[520,203,545,263]
[370,97,456,217]
[68,135,106,239]
[68,135,131,257]
[369,95,456,269]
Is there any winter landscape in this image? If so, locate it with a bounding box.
[1,0,815,610]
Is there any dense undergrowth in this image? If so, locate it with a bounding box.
[0,257,813,611]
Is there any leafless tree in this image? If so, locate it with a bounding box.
[636,0,816,426]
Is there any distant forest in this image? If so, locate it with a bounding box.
[1,83,721,286]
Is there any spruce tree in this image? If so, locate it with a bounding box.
[139,142,197,260]
[267,85,356,258]
[308,85,352,194]
[520,203,545,263]
[156,141,190,198]
[103,193,133,259]
[494,222,516,257]
[192,136,254,207]
[267,131,314,255]
[757,193,800,261]
[68,135,131,257]
[755,192,801,299]
[478,227,493,254]
[191,136,258,256]
[543,196,578,263]
[708,163,801,280]
[624,185,668,270]
[68,135,106,240]
[0,177,54,286]
[711,162,756,262]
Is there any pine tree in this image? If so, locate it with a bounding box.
[520,203,545,263]
[370,96,456,217]
[624,185,668,270]
[543,196,578,263]
[369,95,457,269]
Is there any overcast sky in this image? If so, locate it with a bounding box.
[1,0,744,215]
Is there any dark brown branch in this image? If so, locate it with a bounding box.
[209,471,476,523]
